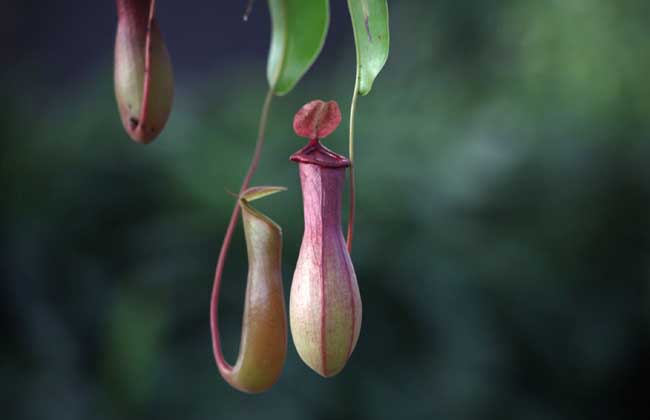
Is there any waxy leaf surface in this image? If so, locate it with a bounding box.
[347,0,389,95]
[267,0,329,95]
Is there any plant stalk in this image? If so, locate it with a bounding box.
[346,73,359,252]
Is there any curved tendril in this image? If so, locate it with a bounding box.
[346,72,360,252]
[210,89,274,381]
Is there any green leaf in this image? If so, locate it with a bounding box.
[267,0,329,95]
[348,0,390,95]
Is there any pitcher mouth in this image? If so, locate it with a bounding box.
[290,139,351,168]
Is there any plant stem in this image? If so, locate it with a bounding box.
[346,73,359,252]
[243,0,256,21]
[210,88,274,373]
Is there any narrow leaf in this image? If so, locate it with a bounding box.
[347,0,389,95]
[267,0,329,95]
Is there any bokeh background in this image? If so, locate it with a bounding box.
[3,1,650,419]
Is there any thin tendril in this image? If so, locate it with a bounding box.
[243,0,256,21]
[211,89,274,374]
[346,73,359,253]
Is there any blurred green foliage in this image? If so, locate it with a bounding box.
[2,1,649,420]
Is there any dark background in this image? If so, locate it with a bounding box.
[3,1,650,419]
